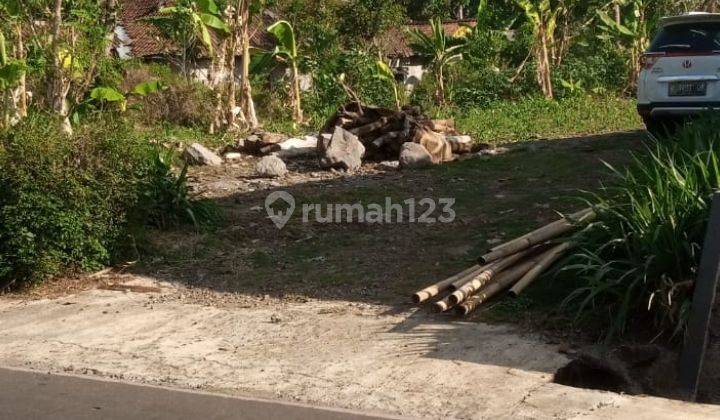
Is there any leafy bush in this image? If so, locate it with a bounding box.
[139,148,221,229]
[563,117,720,339]
[0,115,215,288]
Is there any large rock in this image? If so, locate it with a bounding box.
[318,126,365,171]
[399,142,433,169]
[183,143,223,166]
[256,155,288,178]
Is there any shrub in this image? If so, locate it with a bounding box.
[562,117,720,339]
[0,114,214,288]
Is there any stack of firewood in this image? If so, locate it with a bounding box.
[322,102,476,162]
[412,209,596,316]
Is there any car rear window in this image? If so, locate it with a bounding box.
[649,22,720,52]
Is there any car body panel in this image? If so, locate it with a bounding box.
[638,13,720,117]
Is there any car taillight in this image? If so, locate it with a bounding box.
[640,53,664,70]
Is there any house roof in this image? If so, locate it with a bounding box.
[116,0,276,58]
[379,19,477,59]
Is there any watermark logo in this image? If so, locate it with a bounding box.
[264,191,455,229]
[265,190,296,229]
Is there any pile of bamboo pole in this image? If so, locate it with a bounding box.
[412,208,596,316]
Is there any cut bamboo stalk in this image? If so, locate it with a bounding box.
[455,258,539,316]
[451,264,490,290]
[449,247,537,305]
[487,208,592,253]
[433,295,455,313]
[412,264,485,304]
[479,208,594,264]
[509,242,572,297]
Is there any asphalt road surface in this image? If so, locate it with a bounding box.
[0,367,405,420]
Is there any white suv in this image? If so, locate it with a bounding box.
[638,13,720,134]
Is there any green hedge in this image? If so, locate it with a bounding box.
[0,115,209,288]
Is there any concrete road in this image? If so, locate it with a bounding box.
[0,367,406,420]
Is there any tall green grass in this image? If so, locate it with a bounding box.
[563,116,720,339]
[453,95,642,144]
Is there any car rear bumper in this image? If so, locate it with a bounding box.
[637,102,720,117]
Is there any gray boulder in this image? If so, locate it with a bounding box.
[183,143,223,166]
[256,155,288,178]
[399,142,433,169]
[318,126,365,172]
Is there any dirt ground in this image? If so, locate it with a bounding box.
[3,131,719,418]
[1,281,719,419]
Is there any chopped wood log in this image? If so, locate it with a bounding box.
[455,258,538,316]
[412,264,486,304]
[371,131,402,148]
[430,119,456,134]
[480,208,594,264]
[449,247,538,305]
[350,117,390,137]
[509,242,573,296]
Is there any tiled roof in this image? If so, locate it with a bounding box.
[379,19,477,58]
[117,0,275,58]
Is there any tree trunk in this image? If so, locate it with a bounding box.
[537,25,553,99]
[48,0,72,134]
[291,60,303,123]
[436,65,445,105]
[240,0,258,128]
[15,23,27,118]
[102,0,117,57]
[209,36,228,133]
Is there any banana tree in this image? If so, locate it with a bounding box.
[516,0,563,99]
[374,60,401,110]
[268,20,303,124]
[0,31,26,129]
[147,0,229,77]
[597,0,649,91]
[408,18,466,105]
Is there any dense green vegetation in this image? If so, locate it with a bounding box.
[0,115,214,288]
[563,117,720,339]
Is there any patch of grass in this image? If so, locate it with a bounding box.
[453,95,642,144]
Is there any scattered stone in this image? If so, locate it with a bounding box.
[478,146,510,156]
[378,160,400,171]
[256,155,288,178]
[270,313,282,323]
[183,143,222,166]
[399,142,433,169]
[318,126,365,172]
[244,132,288,155]
[223,152,243,162]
